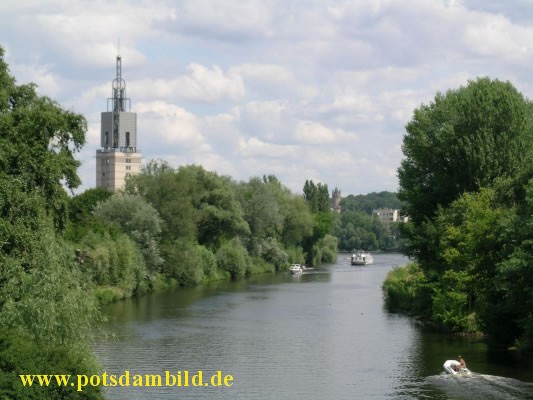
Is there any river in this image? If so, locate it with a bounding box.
[93,253,533,399]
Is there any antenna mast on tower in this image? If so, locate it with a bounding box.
[108,40,130,148]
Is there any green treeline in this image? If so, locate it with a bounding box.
[71,166,339,296]
[383,77,533,351]
[0,47,338,399]
[333,191,404,251]
[341,191,403,214]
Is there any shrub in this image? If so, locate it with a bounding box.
[216,238,250,279]
[257,237,288,271]
[81,231,147,297]
[382,262,431,316]
[0,330,103,400]
[317,234,338,263]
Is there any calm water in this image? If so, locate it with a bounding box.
[93,253,533,399]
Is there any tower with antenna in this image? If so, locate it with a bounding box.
[96,52,142,191]
[332,187,341,214]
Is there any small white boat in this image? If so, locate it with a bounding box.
[350,251,374,265]
[443,360,471,375]
[289,264,303,274]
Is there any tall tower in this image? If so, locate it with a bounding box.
[96,54,142,191]
[332,187,341,214]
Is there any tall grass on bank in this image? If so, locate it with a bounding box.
[382,262,430,316]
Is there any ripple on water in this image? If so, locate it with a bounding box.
[425,373,533,400]
[94,254,532,400]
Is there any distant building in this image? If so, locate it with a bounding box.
[372,208,408,223]
[96,54,142,191]
[331,187,341,214]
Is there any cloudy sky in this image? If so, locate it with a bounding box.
[2,0,533,196]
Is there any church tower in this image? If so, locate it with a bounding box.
[96,54,142,191]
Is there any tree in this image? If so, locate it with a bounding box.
[281,195,314,247]
[303,180,330,212]
[398,77,533,266]
[388,76,533,348]
[126,160,199,242]
[0,46,93,342]
[237,177,284,254]
[194,169,249,248]
[0,47,86,230]
[126,162,249,248]
[480,172,533,347]
[399,77,531,226]
[68,187,113,224]
[0,46,102,397]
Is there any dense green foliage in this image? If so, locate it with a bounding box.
[333,210,386,250]
[386,77,533,350]
[398,77,530,227]
[333,191,403,251]
[0,47,102,399]
[382,262,430,316]
[0,331,101,400]
[93,193,163,272]
[119,162,336,285]
[303,180,330,212]
[340,191,403,214]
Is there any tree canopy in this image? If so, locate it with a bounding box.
[386,77,533,350]
[398,77,532,226]
[0,46,102,399]
[340,191,403,214]
[0,48,86,230]
[303,180,330,213]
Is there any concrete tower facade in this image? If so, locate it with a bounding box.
[96,55,141,191]
[332,187,341,214]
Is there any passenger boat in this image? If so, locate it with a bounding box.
[350,251,374,265]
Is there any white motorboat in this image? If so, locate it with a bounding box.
[350,251,374,265]
[289,264,303,274]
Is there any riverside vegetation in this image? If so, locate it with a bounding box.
[0,47,339,399]
[333,191,404,251]
[383,77,533,353]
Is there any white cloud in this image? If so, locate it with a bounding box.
[10,63,64,97]
[463,14,533,60]
[132,64,245,102]
[294,121,336,144]
[136,101,205,147]
[232,100,289,141]
[162,0,273,40]
[3,0,533,196]
[231,63,292,84]
[238,137,298,158]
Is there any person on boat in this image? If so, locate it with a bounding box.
[443,359,461,374]
[458,355,466,370]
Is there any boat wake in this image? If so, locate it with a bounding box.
[426,372,533,400]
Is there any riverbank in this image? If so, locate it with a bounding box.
[93,258,279,306]
[382,261,533,355]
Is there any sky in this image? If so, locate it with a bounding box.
[2,0,533,196]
